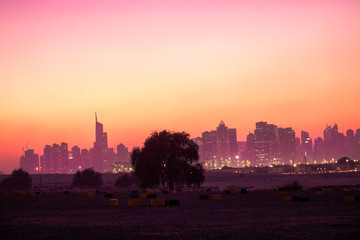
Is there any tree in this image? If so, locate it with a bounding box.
[72,168,103,187]
[282,181,302,191]
[0,168,32,190]
[184,163,205,187]
[131,130,205,190]
[115,173,137,188]
[337,157,355,170]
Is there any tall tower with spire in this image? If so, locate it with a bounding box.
[93,113,108,172]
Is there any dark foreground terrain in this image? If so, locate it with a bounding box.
[1,189,360,240]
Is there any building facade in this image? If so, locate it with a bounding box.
[254,121,281,166]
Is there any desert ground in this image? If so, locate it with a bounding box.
[1,172,360,240]
[2,171,360,190]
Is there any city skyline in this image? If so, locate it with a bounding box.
[2,0,360,173]
[16,116,360,174]
[5,114,360,174]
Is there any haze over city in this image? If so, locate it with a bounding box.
[1,0,360,174]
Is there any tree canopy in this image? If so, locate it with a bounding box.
[0,168,32,190]
[337,157,355,170]
[115,173,137,188]
[131,130,205,190]
[72,168,103,187]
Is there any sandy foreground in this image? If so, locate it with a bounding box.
[1,172,360,239]
[1,171,360,190]
[1,188,360,240]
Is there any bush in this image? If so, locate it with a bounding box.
[0,169,32,190]
[282,181,302,191]
[72,168,103,187]
[115,173,136,188]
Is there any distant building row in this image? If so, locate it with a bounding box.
[20,115,131,174]
[20,118,360,173]
[199,121,360,169]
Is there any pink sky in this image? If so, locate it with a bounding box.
[1,0,360,173]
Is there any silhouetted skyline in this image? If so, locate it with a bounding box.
[17,116,360,174]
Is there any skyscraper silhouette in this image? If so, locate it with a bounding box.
[202,121,238,169]
[278,127,296,165]
[93,113,108,172]
[71,145,81,172]
[20,148,39,174]
[254,122,280,166]
[42,145,52,173]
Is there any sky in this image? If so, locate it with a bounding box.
[1,0,360,173]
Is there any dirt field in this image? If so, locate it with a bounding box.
[1,171,359,190]
[1,189,359,240]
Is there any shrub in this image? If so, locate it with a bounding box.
[282,181,302,191]
[115,173,133,188]
[72,168,103,188]
[0,169,32,190]
[115,173,139,188]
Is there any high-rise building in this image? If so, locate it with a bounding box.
[102,148,115,172]
[93,113,109,172]
[355,129,360,138]
[246,132,255,163]
[202,121,238,169]
[237,141,246,158]
[278,127,296,165]
[313,137,324,163]
[52,144,61,173]
[216,121,230,159]
[254,121,280,166]
[300,131,312,163]
[71,146,81,172]
[80,149,90,170]
[228,128,238,158]
[346,129,354,138]
[42,145,52,173]
[202,130,217,162]
[40,143,72,173]
[301,131,309,146]
[60,142,69,173]
[355,129,360,159]
[112,143,131,171]
[295,137,301,164]
[323,124,345,160]
[343,129,356,159]
[40,155,44,173]
[20,149,39,174]
[34,153,39,173]
[117,144,129,163]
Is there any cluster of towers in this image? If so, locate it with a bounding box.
[20,118,360,173]
[245,122,297,167]
[19,114,131,174]
[245,122,360,167]
[199,121,360,169]
[200,121,240,169]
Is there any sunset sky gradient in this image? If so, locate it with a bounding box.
[1,0,360,173]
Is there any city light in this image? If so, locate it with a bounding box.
[17,118,360,174]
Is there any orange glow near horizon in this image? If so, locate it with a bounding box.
[1,0,360,173]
